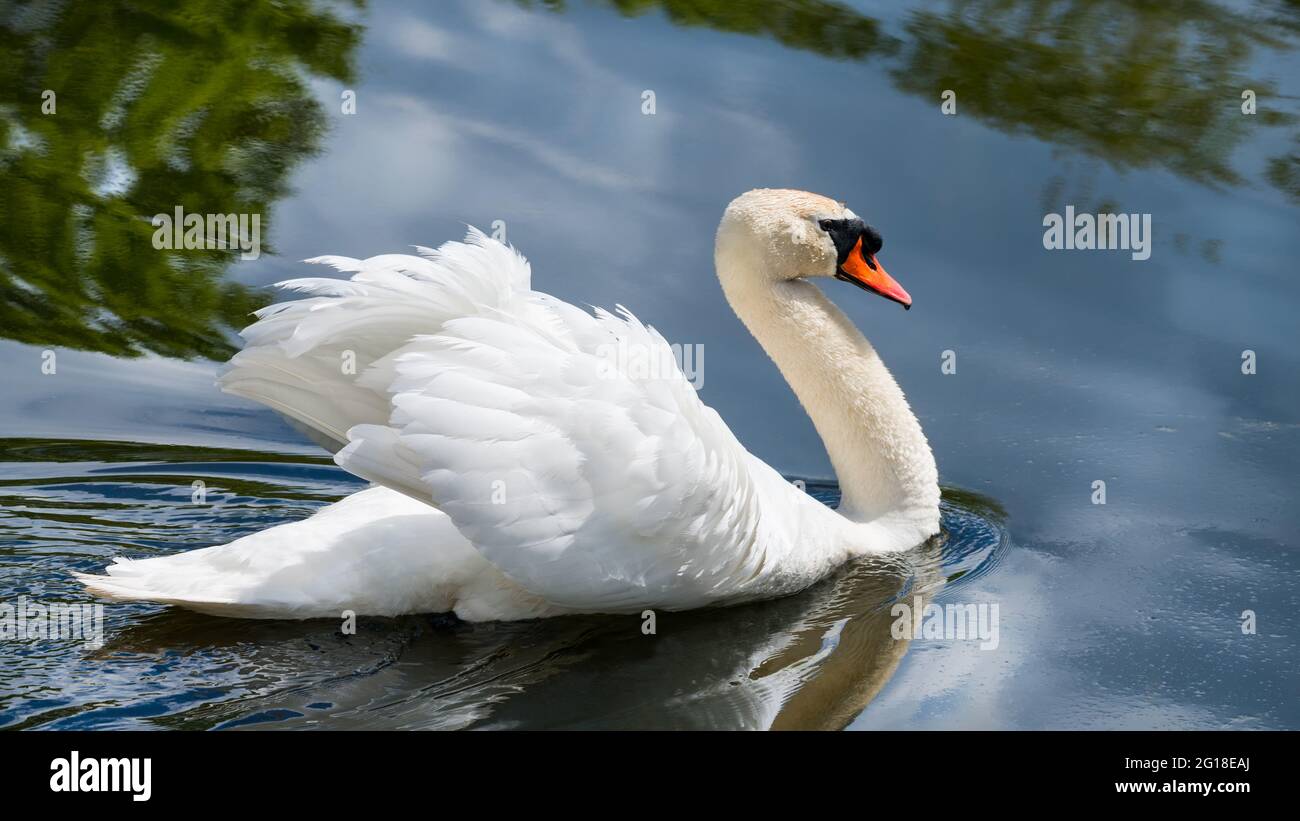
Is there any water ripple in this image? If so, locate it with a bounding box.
[0,439,1007,730]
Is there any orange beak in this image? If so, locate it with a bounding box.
[835,235,912,310]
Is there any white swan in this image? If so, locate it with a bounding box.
[76,189,940,621]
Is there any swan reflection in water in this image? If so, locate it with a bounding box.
[91,493,1003,730]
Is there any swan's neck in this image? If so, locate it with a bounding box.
[719,267,940,529]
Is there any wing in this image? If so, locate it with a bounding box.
[219,229,530,451]
[224,230,808,613]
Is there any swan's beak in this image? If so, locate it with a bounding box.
[835,236,912,309]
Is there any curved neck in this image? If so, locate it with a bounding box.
[717,259,939,527]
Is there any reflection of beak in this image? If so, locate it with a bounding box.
[835,236,912,310]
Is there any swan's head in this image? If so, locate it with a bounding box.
[715,188,912,309]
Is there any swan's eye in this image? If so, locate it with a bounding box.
[818,219,835,232]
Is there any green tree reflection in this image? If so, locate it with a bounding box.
[552,0,1298,201]
[893,0,1294,187]
[1267,137,1300,202]
[0,0,361,359]
[528,0,897,61]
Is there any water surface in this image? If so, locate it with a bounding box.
[0,438,1004,729]
[1,0,1297,729]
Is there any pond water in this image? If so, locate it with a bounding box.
[1,0,1297,729]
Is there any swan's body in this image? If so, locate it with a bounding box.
[77,189,940,621]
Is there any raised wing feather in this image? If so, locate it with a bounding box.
[219,230,529,450]
[224,230,809,613]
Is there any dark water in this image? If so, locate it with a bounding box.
[1,0,1297,729]
[0,439,1004,729]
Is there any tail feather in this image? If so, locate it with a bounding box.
[75,487,476,619]
[73,566,257,618]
